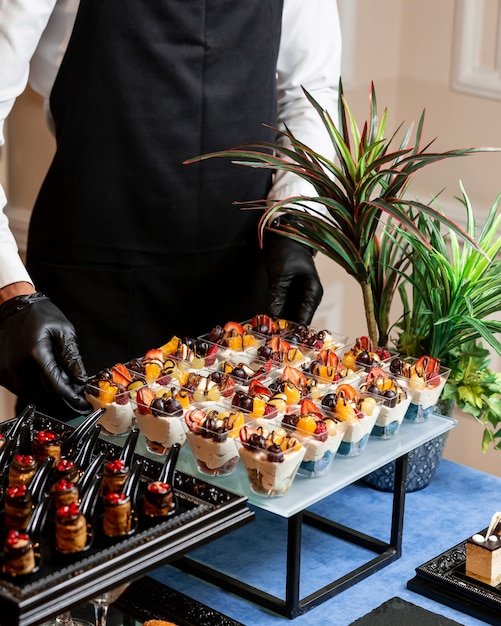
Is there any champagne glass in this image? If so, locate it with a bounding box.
[90,583,130,626]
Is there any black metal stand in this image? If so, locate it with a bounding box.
[174,453,409,619]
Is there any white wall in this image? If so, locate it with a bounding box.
[2,0,501,473]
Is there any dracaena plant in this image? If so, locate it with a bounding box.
[190,81,491,348]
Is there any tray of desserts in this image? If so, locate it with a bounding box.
[0,408,253,626]
[408,528,501,625]
[82,314,455,500]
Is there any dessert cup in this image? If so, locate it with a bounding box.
[284,325,348,353]
[159,335,221,369]
[85,383,135,437]
[198,321,263,358]
[236,419,307,497]
[184,405,244,476]
[387,356,451,423]
[339,337,394,373]
[358,369,412,439]
[212,359,270,391]
[133,384,187,455]
[176,368,233,404]
[281,407,348,478]
[337,409,380,457]
[248,335,308,368]
[404,369,451,422]
[230,382,288,420]
[318,384,382,457]
[370,392,412,439]
[135,411,186,456]
[241,314,297,337]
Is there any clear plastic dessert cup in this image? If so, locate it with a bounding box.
[132,383,187,455]
[158,335,222,369]
[284,326,348,353]
[241,314,298,337]
[184,405,245,476]
[404,368,451,423]
[85,377,138,437]
[337,407,380,457]
[315,389,382,457]
[211,359,270,392]
[236,419,307,497]
[339,341,395,373]
[281,409,348,478]
[387,357,452,423]
[198,325,263,358]
[370,390,412,439]
[358,370,412,439]
[176,369,228,405]
[229,383,289,421]
[246,337,309,369]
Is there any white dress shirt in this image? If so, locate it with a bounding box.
[0,0,341,289]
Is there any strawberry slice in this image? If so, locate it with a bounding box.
[282,366,306,387]
[111,363,133,387]
[144,348,163,362]
[135,386,156,414]
[318,349,339,368]
[355,336,374,352]
[300,398,322,417]
[224,321,245,335]
[248,380,272,398]
[267,335,290,352]
[251,314,274,334]
[336,383,359,401]
[205,343,219,366]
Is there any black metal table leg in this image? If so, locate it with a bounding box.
[173,453,411,619]
[285,513,303,618]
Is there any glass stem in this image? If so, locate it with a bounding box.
[93,602,109,626]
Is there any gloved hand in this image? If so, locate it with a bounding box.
[0,292,91,419]
[265,234,323,325]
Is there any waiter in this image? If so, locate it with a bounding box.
[0,0,342,419]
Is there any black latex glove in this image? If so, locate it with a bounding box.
[0,292,91,419]
[265,234,323,325]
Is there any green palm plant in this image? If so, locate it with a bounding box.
[393,183,501,450]
[190,81,492,347]
[395,182,501,359]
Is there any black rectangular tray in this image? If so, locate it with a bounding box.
[408,530,501,626]
[0,412,253,626]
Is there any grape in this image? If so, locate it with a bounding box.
[231,367,247,382]
[248,433,266,449]
[321,393,336,410]
[196,340,210,356]
[258,346,273,360]
[165,397,183,415]
[383,389,397,408]
[356,351,373,366]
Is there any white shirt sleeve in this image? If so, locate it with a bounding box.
[0,0,59,289]
[270,0,342,201]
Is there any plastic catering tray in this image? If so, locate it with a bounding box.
[0,411,253,626]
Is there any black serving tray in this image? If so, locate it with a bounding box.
[0,411,253,626]
[408,530,501,626]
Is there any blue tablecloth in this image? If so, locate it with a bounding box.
[151,459,497,625]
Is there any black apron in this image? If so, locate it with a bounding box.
[27,0,284,374]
